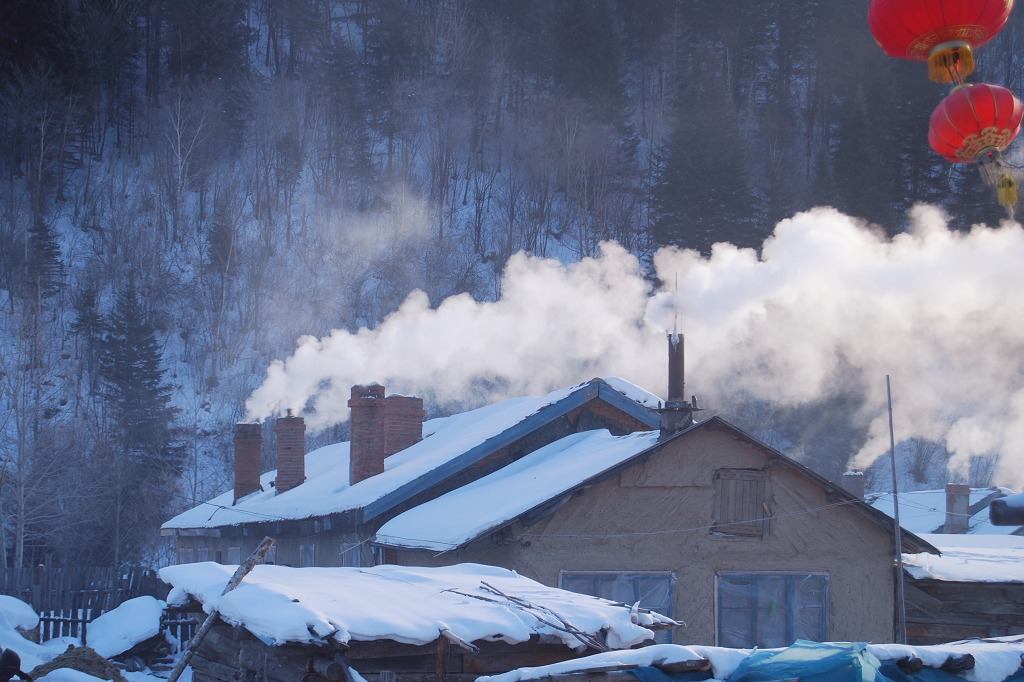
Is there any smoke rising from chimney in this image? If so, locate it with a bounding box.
[246,205,1024,488]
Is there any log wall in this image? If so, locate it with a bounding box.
[190,621,592,682]
[905,579,1024,644]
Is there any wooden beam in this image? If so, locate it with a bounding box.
[436,636,448,682]
[166,537,276,682]
[440,627,480,654]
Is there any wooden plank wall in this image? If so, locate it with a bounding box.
[0,566,167,642]
[191,621,590,682]
[905,579,1024,644]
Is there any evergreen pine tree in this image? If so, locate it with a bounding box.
[100,282,177,454]
[649,88,759,254]
[98,281,182,565]
[25,217,64,304]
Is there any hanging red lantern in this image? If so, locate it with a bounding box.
[929,83,1023,207]
[868,0,1014,83]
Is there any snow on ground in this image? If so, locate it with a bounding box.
[85,596,166,659]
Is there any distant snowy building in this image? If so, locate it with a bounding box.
[867,485,1023,536]
[868,487,1024,641]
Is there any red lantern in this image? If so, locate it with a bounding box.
[929,83,1023,206]
[868,0,1014,83]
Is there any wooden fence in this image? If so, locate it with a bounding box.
[0,565,169,644]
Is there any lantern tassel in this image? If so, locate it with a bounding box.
[997,174,1018,209]
[928,43,974,84]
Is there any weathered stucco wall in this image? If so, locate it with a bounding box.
[403,424,898,646]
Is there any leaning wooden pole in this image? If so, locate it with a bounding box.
[166,537,276,682]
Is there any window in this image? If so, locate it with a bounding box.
[713,469,768,538]
[177,547,196,564]
[197,548,209,562]
[560,572,675,643]
[299,543,317,567]
[226,547,241,565]
[717,573,828,648]
[340,541,362,567]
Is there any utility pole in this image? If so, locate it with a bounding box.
[887,375,907,644]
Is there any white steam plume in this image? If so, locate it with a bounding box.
[247,205,1024,488]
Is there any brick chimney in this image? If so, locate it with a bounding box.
[274,412,306,493]
[840,470,865,499]
[659,333,698,437]
[233,422,262,503]
[348,384,424,485]
[945,483,970,533]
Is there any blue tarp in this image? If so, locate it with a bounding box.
[625,641,1024,682]
[726,640,887,682]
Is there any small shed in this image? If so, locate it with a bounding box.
[157,563,676,682]
[902,534,1024,643]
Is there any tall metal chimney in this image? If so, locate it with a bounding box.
[667,332,686,407]
[659,333,698,437]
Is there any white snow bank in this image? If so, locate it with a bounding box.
[85,596,166,659]
[0,595,39,631]
[0,597,55,672]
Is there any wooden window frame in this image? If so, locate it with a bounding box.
[713,468,768,539]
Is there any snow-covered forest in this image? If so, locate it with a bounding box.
[2,0,1021,569]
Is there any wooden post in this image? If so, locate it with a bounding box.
[435,634,448,682]
[166,537,276,682]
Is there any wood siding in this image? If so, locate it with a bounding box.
[905,579,1024,644]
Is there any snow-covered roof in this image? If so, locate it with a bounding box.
[375,429,662,551]
[902,533,1024,583]
[867,487,1020,535]
[162,378,660,530]
[157,562,675,650]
